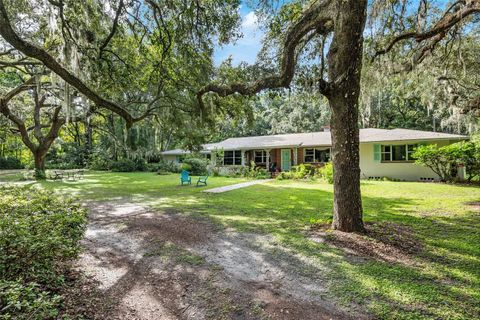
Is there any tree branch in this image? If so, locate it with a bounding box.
[0,0,148,128]
[99,0,124,59]
[0,59,42,66]
[373,0,480,61]
[197,0,334,112]
[1,76,35,104]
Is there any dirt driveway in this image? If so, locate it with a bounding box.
[75,201,367,320]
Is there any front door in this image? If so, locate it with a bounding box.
[281,149,291,172]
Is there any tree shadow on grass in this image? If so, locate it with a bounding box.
[80,201,354,320]
[44,173,479,319]
[155,183,480,319]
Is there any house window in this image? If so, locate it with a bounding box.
[176,155,186,163]
[222,150,242,165]
[254,150,270,163]
[304,148,330,163]
[381,144,417,162]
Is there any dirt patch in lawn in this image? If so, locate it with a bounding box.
[70,201,367,320]
[466,201,480,211]
[309,222,423,266]
[58,269,115,318]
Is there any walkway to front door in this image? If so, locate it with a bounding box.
[203,179,273,194]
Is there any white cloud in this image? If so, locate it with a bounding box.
[214,11,264,66]
[241,11,258,31]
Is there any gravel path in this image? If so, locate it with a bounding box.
[77,201,367,320]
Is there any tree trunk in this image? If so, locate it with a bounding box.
[33,149,47,180]
[327,0,367,232]
[84,111,93,165]
[330,94,364,232]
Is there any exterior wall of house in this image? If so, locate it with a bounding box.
[245,147,330,171]
[169,139,460,180]
[297,148,304,164]
[162,155,178,163]
[359,140,452,181]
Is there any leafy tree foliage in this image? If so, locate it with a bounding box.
[0,0,242,177]
[413,141,480,182]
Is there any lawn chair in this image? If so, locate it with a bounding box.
[76,169,85,179]
[180,170,192,185]
[52,170,64,181]
[196,174,209,187]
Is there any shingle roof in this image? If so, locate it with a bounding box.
[161,143,216,155]
[161,128,467,154]
[359,128,467,142]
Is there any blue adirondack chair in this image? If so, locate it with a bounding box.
[196,174,209,187]
[180,170,191,185]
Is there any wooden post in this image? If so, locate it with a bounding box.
[241,150,246,166]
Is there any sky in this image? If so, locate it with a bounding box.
[213,4,264,66]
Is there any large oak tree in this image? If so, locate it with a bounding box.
[198,0,480,232]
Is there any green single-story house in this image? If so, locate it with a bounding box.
[161,128,468,181]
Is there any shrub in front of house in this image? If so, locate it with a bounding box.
[413,141,480,182]
[180,162,192,172]
[240,161,270,179]
[182,158,207,175]
[317,162,334,184]
[151,160,180,173]
[291,163,315,179]
[276,171,294,180]
[0,186,87,319]
[276,164,319,180]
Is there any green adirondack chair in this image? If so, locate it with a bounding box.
[180,170,192,185]
[196,174,209,187]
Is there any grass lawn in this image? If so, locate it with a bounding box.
[2,171,479,319]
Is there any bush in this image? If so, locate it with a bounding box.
[0,156,23,169]
[180,163,192,172]
[275,163,320,181]
[291,164,315,179]
[46,142,86,169]
[132,158,147,171]
[88,153,112,171]
[241,161,270,179]
[0,186,87,319]
[276,171,294,180]
[454,141,480,182]
[155,160,180,173]
[110,158,136,172]
[46,162,82,170]
[317,162,334,184]
[109,158,146,172]
[413,144,460,182]
[0,280,60,319]
[182,157,207,175]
